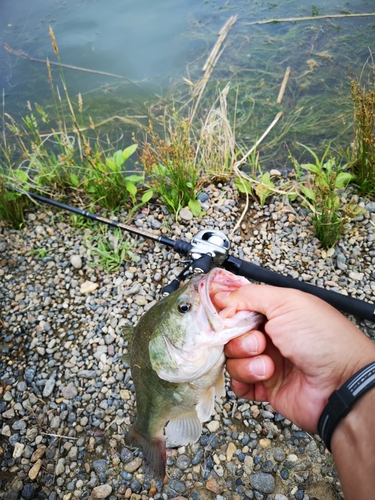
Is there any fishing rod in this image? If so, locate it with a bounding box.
[23,190,375,321]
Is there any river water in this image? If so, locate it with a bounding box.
[1,0,374,167]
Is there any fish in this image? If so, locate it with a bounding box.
[124,267,263,478]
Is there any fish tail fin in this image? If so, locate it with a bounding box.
[125,424,166,479]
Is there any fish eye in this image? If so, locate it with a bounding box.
[178,302,192,313]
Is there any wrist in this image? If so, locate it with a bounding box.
[318,361,375,452]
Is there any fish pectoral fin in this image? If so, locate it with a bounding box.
[195,387,215,423]
[214,370,226,399]
[165,412,202,446]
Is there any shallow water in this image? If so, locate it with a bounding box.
[1,0,374,167]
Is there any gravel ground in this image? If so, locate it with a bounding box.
[1,182,374,500]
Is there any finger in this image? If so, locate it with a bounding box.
[231,379,269,402]
[226,354,275,382]
[225,330,267,358]
[213,284,316,319]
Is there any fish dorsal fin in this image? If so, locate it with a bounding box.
[123,326,134,344]
[195,387,215,423]
[121,326,134,366]
[165,411,202,446]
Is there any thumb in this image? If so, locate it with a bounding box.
[213,284,297,318]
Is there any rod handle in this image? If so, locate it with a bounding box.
[225,256,375,321]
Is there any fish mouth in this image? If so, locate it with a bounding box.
[197,268,252,323]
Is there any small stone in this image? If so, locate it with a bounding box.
[179,207,193,221]
[43,377,56,397]
[250,472,275,494]
[273,448,286,462]
[93,459,107,475]
[25,366,37,384]
[28,459,42,480]
[226,442,236,461]
[206,420,220,433]
[348,271,364,281]
[70,255,82,269]
[176,454,191,470]
[61,382,78,399]
[13,442,25,458]
[206,477,221,494]
[31,446,47,462]
[55,459,65,476]
[259,438,271,449]
[77,370,97,379]
[124,457,143,473]
[80,281,99,294]
[91,484,113,499]
[21,483,35,500]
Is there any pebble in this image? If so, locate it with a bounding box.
[70,255,82,268]
[250,472,276,494]
[179,207,193,220]
[28,458,42,480]
[91,484,113,499]
[124,457,143,473]
[61,382,78,399]
[80,281,99,294]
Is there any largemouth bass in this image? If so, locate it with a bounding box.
[125,268,262,478]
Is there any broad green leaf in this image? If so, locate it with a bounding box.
[125,181,137,198]
[105,158,115,171]
[255,183,272,206]
[126,174,143,183]
[14,169,29,183]
[261,172,274,188]
[235,176,252,194]
[122,143,138,163]
[302,163,321,175]
[141,190,153,203]
[188,199,204,217]
[335,172,354,188]
[301,185,316,200]
[113,150,123,169]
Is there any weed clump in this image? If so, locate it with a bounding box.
[349,71,375,198]
[298,145,364,249]
[139,119,203,217]
[0,179,29,229]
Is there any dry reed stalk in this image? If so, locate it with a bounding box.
[197,84,236,179]
[3,44,145,93]
[189,15,238,123]
[37,115,147,138]
[246,12,375,26]
[277,66,291,104]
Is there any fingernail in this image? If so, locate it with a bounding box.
[249,356,266,378]
[242,334,259,355]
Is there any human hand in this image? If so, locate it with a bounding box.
[212,284,375,432]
